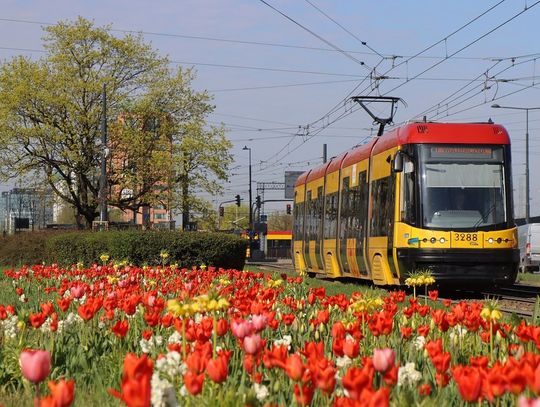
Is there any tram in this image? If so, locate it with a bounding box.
[292,121,519,286]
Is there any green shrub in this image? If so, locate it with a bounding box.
[45,230,247,269]
[0,231,62,267]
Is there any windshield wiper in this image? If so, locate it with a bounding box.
[473,204,496,229]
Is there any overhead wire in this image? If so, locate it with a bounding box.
[302,0,386,59]
[423,55,540,120]
[1,17,539,62]
[258,0,376,73]
[258,0,513,168]
[266,0,540,170]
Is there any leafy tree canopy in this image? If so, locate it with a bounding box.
[0,17,232,228]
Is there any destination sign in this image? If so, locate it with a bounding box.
[430,147,493,159]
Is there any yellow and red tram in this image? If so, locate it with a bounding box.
[292,122,519,286]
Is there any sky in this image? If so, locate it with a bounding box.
[1,0,540,220]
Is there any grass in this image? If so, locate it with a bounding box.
[243,264,387,297]
[516,272,540,285]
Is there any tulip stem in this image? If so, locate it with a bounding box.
[489,319,493,363]
[34,383,41,407]
[213,316,217,359]
[182,318,187,360]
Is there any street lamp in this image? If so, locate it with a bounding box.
[491,104,540,224]
[242,146,253,229]
[243,145,253,259]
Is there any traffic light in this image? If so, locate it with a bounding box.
[255,195,261,209]
[286,204,292,215]
[219,206,224,217]
[235,194,241,207]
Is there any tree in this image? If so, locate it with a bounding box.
[267,211,292,231]
[174,121,232,229]
[0,17,231,228]
[220,204,250,231]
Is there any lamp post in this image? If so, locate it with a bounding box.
[99,84,109,223]
[243,146,253,258]
[491,104,540,224]
[242,146,253,229]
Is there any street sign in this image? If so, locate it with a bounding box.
[284,171,304,199]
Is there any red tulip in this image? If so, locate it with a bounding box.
[316,309,329,325]
[186,351,207,374]
[216,319,228,336]
[56,297,71,312]
[342,366,371,400]
[40,302,54,316]
[452,365,483,402]
[48,379,75,407]
[29,312,46,329]
[293,383,314,406]
[112,320,129,338]
[77,304,95,321]
[206,355,228,384]
[431,352,451,373]
[19,349,51,383]
[285,354,304,381]
[343,337,360,359]
[109,353,153,407]
[312,359,336,394]
[184,371,204,395]
[372,348,395,373]
[419,383,431,396]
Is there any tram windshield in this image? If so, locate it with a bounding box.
[418,145,507,230]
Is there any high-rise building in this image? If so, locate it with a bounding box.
[1,188,54,234]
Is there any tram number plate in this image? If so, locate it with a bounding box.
[454,233,478,242]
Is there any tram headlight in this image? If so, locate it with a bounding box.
[439,237,446,243]
[488,238,494,244]
[496,237,502,244]
[430,237,436,244]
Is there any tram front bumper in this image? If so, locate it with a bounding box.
[396,248,519,286]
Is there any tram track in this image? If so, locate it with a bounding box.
[246,260,539,319]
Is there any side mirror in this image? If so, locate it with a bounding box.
[392,151,403,173]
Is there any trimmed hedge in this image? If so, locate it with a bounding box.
[44,230,248,270]
[0,231,61,267]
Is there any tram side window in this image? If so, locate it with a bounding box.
[340,177,350,240]
[401,160,416,225]
[324,192,338,239]
[354,172,368,240]
[371,175,395,236]
[293,199,304,240]
[347,172,367,240]
[305,190,313,241]
[317,186,324,241]
[310,193,318,241]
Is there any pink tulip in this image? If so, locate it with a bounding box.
[372,348,395,373]
[243,334,263,355]
[231,320,254,339]
[70,286,85,299]
[518,396,540,407]
[251,314,268,332]
[19,349,51,383]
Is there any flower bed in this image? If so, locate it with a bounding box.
[0,263,539,406]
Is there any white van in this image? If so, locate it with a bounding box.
[518,223,540,272]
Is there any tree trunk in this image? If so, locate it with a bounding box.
[182,177,189,230]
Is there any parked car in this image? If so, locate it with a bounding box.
[517,223,540,272]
